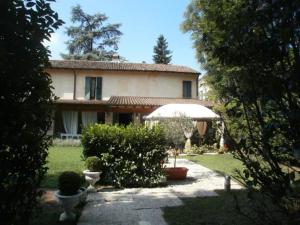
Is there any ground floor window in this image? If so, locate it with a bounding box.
[54,110,106,137]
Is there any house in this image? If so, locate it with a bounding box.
[47,60,212,137]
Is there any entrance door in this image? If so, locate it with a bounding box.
[118,113,133,126]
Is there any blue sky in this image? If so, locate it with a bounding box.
[46,0,202,72]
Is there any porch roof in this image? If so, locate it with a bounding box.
[107,96,213,107]
[56,96,213,108]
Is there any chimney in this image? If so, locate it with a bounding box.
[111,53,121,63]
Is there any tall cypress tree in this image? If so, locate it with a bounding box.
[153,35,172,64]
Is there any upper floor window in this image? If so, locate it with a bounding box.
[85,77,102,100]
[183,81,192,98]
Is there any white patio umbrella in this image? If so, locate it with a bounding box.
[145,104,223,149]
[145,104,220,120]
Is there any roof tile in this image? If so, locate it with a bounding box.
[49,60,199,74]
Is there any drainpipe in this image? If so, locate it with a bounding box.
[73,69,77,100]
[196,73,201,99]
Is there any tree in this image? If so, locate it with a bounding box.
[153,34,172,64]
[62,5,122,61]
[0,1,63,224]
[183,0,300,224]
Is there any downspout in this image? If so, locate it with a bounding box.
[73,69,77,100]
[196,72,201,99]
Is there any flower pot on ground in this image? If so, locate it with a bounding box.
[54,171,82,222]
[163,167,189,180]
[83,156,103,192]
[163,148,189,180]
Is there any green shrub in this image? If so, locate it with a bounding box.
[0,1,63,224]
[186,145,206,155]
[58,171,82,196]
[81,124,167,187]
[85,156,104,171]
[186,144,220,155]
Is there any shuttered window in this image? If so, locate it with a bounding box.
[85,77,102,100]
[183,81,192,98]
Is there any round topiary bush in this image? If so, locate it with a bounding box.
[85,156,104,172]
[58,171,82,196]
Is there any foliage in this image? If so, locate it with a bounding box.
[186,144,219,155]
[183,0,300,223]
[0,1,63,224]
[58,171,82,196]
[85,156,104,172]
[52,138,81,147]
[153,34,172,64]
[160,115,194,167]
[159,115,194,149]
[81,124,167,187]
[186,145,206,155]
[62,5,122,61]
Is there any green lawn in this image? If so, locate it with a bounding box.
[41,146,85,189]
[185,153,245,178]
[163,190,253,225]
[163,154,252,225]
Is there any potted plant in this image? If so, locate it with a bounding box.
[160,116,191,180]
[54,171,82,221]
[83,156,103,191]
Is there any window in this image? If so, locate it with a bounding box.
[183,81,192,98]
[85,77,102,100]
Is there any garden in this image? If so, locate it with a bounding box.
[31,118,240,225]
[32,119,300,225]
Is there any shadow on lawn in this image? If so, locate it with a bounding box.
[163,189,253,225]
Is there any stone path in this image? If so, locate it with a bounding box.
[78,158,242,225]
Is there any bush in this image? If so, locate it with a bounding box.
[0,1,63,224]
[186,145,206,155]
[85,156,104,171]
[186,144,220,155]
[81,124,167,187]
[58,171,82,196]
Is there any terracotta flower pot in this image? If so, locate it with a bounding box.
[163,167,188,180]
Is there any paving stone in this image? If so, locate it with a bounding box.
[78,158,243,225]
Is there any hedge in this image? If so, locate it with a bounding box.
[81,124,167,187]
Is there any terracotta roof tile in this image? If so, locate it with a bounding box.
[56,99,107,105]
[49,60,199,74]
[107,96,213,107]
[56,96,213,107]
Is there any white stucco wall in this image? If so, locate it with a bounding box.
[50,71,74,99]
[48,69,197,100]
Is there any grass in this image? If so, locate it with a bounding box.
[163,189,253,225]
[31,146,85,225]
[185,153,245,178]
[41,146,85,189]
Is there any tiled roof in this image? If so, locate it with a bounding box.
[56,99,107,105]
[108,96,213,107]
[56,96,213,107]
[49,60,199,74]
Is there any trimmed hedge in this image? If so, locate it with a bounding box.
[81,124,167,187]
